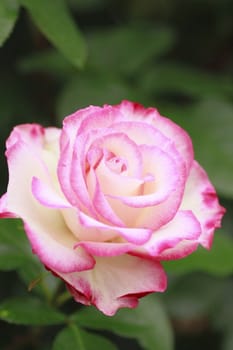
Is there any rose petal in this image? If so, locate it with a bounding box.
[6,124,45,151]
[68,130,143,215]
[152,115,194,175]
[181,160,225,248]
[95,159,145,198]
[109,120,173,150]
[32,177,71,208]
[115,100,161,121]
[5,138,50,219]
[74,241,134,257]
[24,223,95,273]
[60,255,167,316]
[143,210,201,256]
[62,106,102,149]
[57,108,92,207]
[31,148,122,243]
[156,240,199,260]
[106,144,180,207]
[63,208,119,242]
[32,176,71,209]
[79,211,153,244]
[105,144,186,230]
[58,132,85,208]
[116,100,194,175]
[58,106,118,208]
[4,128,95,272]
[0,194,16,218]
[77,105,121,134]
[91,132,143,177]
[87,167,125,226]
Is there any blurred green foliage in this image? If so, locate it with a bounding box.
[0,0,233,349]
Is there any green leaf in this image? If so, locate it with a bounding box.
[0,219,28,250]
[0,219,32,270]
[18,261,61,303]
[0,219,44,272]
[18,259,44,287]
[0,0,19,46]
[72,295,173,350]
[20,0,86,68]
[87,25,175,75]
[0,297,66,325]
[53,325,117,350]
[0,244,29,270]
[0,219,59,299]
[163,231,233,276]
[18,49,76,79]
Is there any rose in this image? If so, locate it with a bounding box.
[0,100,225,316]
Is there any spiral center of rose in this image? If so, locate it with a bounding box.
[105,156,127,174]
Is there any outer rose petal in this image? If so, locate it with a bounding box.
[151,114,194,175]
[0,194,16,218]
[6,124,45,151]
[181,161,225,249]
[142,210,201,257]
[59,255,167,316]
[156,240,199,261]
[24,223,95,273]
[3,125,95,272]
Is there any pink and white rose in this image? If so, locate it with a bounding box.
[0,101,225,315]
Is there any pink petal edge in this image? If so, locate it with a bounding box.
[59,255,167,316]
